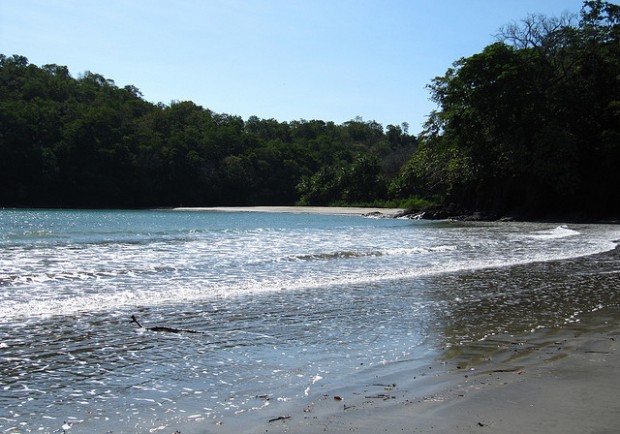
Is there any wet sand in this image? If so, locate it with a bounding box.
[213,306,620,434]
[172,205,405,216]
[162,210,620,433]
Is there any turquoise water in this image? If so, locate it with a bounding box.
[0,209,619,433]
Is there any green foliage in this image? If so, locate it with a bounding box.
[395,0,620,218]
[0,54,417,208]
[330,195,439,211]
[5,0,617,218]
[296,153,388,206]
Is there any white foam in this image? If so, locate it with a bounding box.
[2,217,619,322]
[527,225,580,240]
[0,241,611,321]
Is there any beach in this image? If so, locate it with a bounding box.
[166,207,620,434]
[222,306,620,434]
[2,209,619,434]
[172,205,406,216]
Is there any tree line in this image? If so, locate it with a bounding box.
[395,0,620,219]
[1,1,619,219]
[0,55,416,208]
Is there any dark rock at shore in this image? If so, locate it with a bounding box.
[362,211,386,218]
[397,206,619,223]
[393,206,511,222]
[364,205,618,223]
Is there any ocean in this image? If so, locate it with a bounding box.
[1,209,619,433]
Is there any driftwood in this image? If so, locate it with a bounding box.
[268,416,291,423]
[131,315,202,334]
[364,394,395,400]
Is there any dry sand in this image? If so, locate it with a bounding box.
[219,307,620,434]
[172,206,406,216]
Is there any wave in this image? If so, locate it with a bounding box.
[0,265,189,287]
[0,268,150,287]
[287,245,457,262]
[4,244,614,322]
[526,225,580,240]
[2,244,457,290]
[3,217,619,322]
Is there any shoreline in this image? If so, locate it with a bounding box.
[161,209,620,433]
[219,306,620,433]
[172,205,406,216]
[171,206,619,223]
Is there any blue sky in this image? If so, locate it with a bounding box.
[1,0,586,133]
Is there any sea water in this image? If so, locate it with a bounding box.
[0,209,618,433]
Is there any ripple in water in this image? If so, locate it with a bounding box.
[0,209,619,432]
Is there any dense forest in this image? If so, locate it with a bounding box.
[398,0,620,219]
[0,56,417,208]
[1,0,619,219]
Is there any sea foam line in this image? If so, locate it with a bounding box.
[1,236,617,322]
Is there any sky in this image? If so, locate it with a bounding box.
[1,0,587,133]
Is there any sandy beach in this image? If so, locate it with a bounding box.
[172,206,406,216]
[220,306,620,434]
[164,207,620,434]
[4,209,617,433]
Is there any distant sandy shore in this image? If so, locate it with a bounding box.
[215,306,620,434]
[173,206,406,216]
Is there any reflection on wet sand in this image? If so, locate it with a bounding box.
[431,246,620,352]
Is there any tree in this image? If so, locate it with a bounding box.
[396,0,620,218]
[0,54,418,208]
